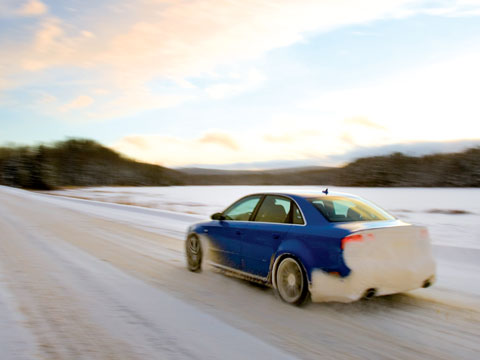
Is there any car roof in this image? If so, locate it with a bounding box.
[250,190,361,200]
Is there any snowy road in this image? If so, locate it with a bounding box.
[1,186,479,359]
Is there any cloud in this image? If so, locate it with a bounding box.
[120,136,150,150]
[91,0,428,83]
[60,95,94,112]
[112,134,242,167]
[113,135,480,169]
[86,89,192,120]
[344,117,386,130]
[92,88,110,95]
[110,81,480,169]
[340,132,356,146]
[263,129,323,143]
[199,132,239,150]
[20,17,87,71]
[113,131,243,166]
[263,134,299,143]
[80,30,95,39]
[205,69,266,99]
[298,52,480,145]
[36,93,57,105]
[111,126,348,167]
[111,133,252,167]
[2,0,480,122]
[0,0,47,18]
[16,0,47,17]
[0,0,455,117]
[0,77,13,92]
[415,0,480,17]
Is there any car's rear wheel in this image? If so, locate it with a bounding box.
[275,257,308,305]
[186,234,202,272]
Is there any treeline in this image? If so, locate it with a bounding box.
[0,139,479,189]
[337,149,480,187]
[0,139,182,189]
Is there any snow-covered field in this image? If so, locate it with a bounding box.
[1,185,479,359]
[48,186,480,249]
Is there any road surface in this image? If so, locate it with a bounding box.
[0,186,479,359]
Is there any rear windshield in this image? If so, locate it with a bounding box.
[308,196,395,222]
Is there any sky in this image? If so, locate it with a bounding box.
[1,0,480,169]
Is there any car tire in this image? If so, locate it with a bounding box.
[186,234,202,272]
[275,257,309,305]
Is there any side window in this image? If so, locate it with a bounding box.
[223,196,261,221]
[292,203,305,225]
[333,201,349,217]
[311,200,335,220]
[311,198,360,221]
[254,196,291,223]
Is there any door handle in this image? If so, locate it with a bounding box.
[235,230,242,235]
[272,233,280,239]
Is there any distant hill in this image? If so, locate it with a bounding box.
[177,168,256,176]
[0,139,183,190]
[178,166,332,176]
[0,139,478,189]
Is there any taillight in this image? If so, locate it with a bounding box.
[341,234,363,249]
[420,228,429,238]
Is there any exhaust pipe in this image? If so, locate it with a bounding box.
[364,288,376,299]
[422,279,432,288]
[422,275,435,288]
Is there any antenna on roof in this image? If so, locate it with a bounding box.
[322,188,329,195]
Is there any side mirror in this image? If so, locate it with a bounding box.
[211,212,226,221]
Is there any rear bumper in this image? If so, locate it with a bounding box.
[309,257,436,303]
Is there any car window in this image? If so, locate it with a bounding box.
[253,195,291,224]
[292,203,305,225]
[223,196,261,221]
[309,196,395,222]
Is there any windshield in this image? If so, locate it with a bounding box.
[308,196,395,222]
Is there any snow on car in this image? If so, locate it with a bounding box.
[185,190,436,305]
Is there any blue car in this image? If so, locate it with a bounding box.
[185,191,436,305]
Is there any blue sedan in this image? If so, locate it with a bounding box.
[185,191,436,305]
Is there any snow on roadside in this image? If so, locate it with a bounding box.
[0,269,37,360]
[2,186,203,240]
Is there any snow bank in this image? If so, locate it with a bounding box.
[0,268,37,359]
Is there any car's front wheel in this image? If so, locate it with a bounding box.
[186,234,202,272]
[275,257,309,305]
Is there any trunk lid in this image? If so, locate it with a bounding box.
[334,219,409,233]
[340,222,436,296]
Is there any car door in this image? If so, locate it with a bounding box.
[241,195,294,278]
[205,195,262,271]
